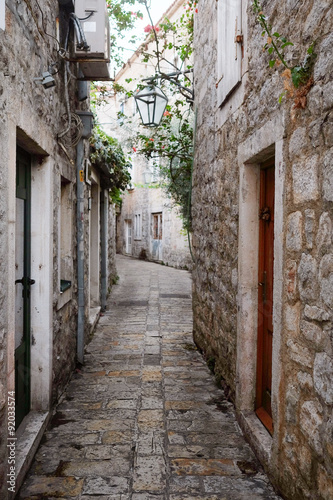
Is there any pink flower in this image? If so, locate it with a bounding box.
[132,146,137,152]
[163,110,171,116]
[144,24,160,33]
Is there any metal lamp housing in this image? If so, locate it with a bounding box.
[41,72,56,89]
[135,86,168,127]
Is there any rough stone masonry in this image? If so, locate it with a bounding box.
[192,0,333,498]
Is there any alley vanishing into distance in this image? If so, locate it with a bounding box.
[18,256,281,499]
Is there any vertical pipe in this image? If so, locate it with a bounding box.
[100,189,108,311]
[76,139,85,364]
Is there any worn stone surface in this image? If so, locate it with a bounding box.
[17,256,281,499]
[292,157,319,204]
[300,400,323,456]
[286,212,303,251]
[304,209,316,250]
[314,353,333,404]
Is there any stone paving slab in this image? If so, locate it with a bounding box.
[17,255,282,499]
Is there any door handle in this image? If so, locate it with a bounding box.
[259,271,267,304]
[15,277,36,286]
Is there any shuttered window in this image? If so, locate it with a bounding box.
[217,0,242,106]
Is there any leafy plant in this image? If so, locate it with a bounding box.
[134,99,194,232]
[106,0,144,68]
[91,0,196,232]
[89,125,132,205]
[128,1,196,231]
[253,0,316,101]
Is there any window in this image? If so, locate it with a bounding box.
[58,177,73,308]
[153,213,162,240]
[134,213,142,240]
[0,0,5,31]
[150,156,160,183]
[216,0,242,106]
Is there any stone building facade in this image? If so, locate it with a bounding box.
[99,0,192,270]
[0,1,116,497]
[192,0,333,498]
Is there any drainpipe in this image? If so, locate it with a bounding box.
[100,189,108,312]
[76,111,94,365]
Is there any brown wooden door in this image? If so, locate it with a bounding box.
[256,160,275,435]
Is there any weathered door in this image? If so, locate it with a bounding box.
[15,148,34,429]
[256,160,275,435]
[125,220,132,255]
[151,212,162,261]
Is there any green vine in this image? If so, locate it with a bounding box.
[106,0,144,68]
[253,0,316,101]
[134,99,194,232]
[91,1,196,229]
[89,125,132,205]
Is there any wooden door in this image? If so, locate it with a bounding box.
[15,148,33,429]
[152,213,162,261]
[256,160,275,435]
[125,220,132,255]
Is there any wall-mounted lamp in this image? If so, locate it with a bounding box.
[134,85,168,127]
[134,70,194,128]
[34,71,56,89]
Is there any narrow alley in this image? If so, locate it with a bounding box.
[18,256,281,500]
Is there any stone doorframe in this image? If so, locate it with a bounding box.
[8,126,53,414]
[236,114,285,463]
[7,126,53,490]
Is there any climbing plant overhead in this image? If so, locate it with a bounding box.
[89,125,132,205]
[106,0,144,68]
[91,0,196,230]
[123,0,196,232]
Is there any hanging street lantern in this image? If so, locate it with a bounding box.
[134,85,168,127]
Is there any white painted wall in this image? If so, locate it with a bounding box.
[0,0,5,31]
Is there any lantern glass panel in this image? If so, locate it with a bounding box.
[135,86,168,127]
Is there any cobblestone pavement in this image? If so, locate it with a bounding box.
[18,256,282,500]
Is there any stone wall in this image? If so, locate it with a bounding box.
[0,1,91,496]
[108,203,118,287]
[193,0,333,498]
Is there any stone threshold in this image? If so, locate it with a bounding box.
[237,411,284,497]
[89,306,101,334]
[237,410,272,467]
[14,411,50,496]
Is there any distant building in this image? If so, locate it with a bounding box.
[98,0,193,269]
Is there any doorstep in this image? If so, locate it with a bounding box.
[237,410,272,466]
[14,411,50,497]
[89,306,101,334]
